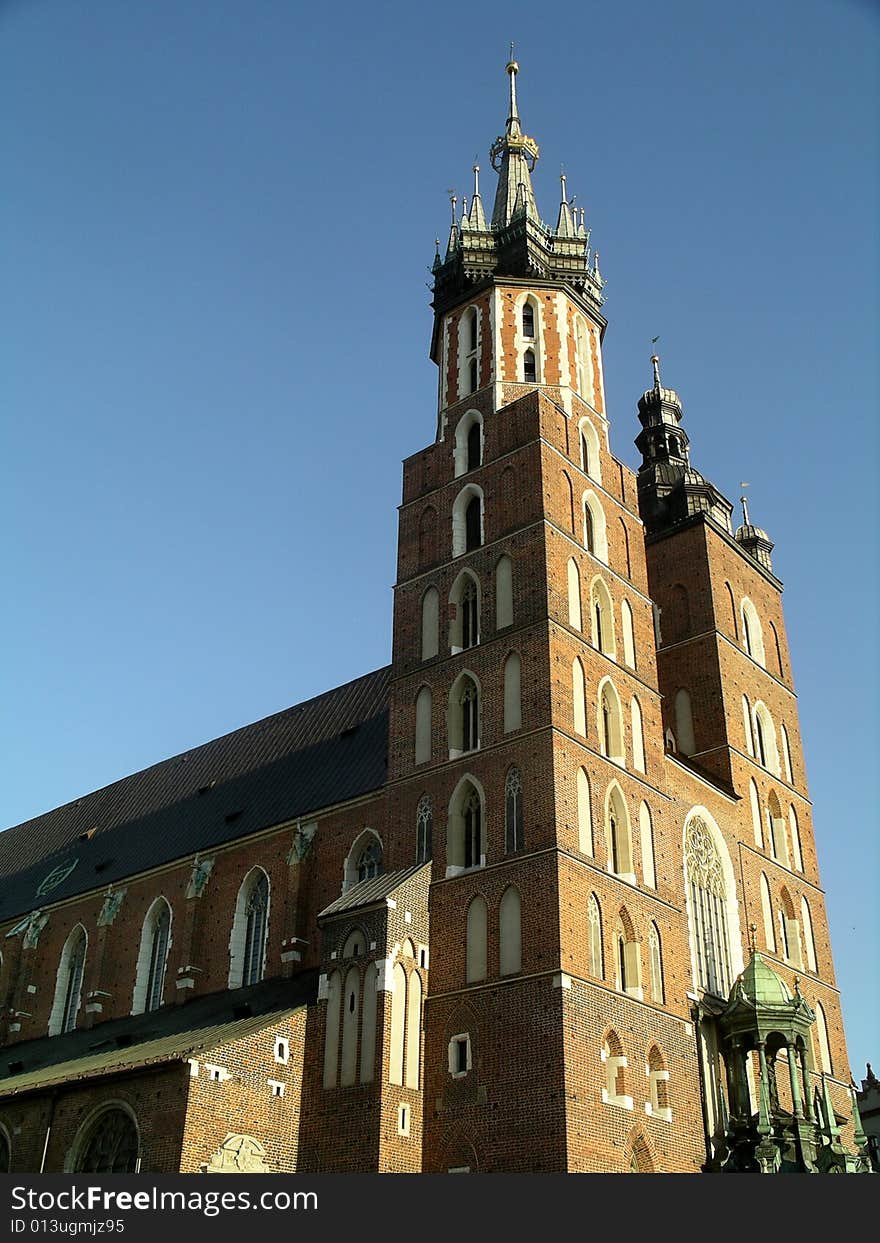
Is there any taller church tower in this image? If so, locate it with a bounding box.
[386,61,865,1173]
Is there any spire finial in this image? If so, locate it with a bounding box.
[651,353,661,390]
[473,161,480,198]
[748,922,758,953]
[449,190,457,224]
[506,50,520,126]
[740,483,751,527]
[560,167,567,200]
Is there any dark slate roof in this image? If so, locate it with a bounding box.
[0,973,318,1099]
[317,864,428,920]
[0,668,391,925]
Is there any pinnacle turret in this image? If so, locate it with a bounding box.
[430,60,605,315]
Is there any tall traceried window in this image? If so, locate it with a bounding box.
[647,1046,671,1121]
[583,493,608,562]
[590,577,615,656]
[522,301,535,338]
[72,1108,139,1174]
[446,778,485,874]
[685,816,732,998]
[242,870,269,986]
[607,785,633,879]
[578,418,601,482]
[356,840,382,884]
[648,924,664,1004]
[454,410,483,477]
[615,910,642,998]
[450,571,480,652]
[504,766,524,853]
[416,794,433,863]
[584,504,595,553]
[452,485,484,556]
[753,702,780,774]
[448,673,480,756]
[49,925,87,1036]
[133,897,172,1015]
[741,598,765,667]
[598,679,624,763]
[588,894,603,977]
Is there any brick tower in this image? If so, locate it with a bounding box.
[387,60,867,1174]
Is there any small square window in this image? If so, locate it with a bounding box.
[448,1033,471,1078]
[268,1079,285,1098]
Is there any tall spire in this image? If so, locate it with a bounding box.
[468,161,487,230]
[490,58,540,228]
[556,170,576,237]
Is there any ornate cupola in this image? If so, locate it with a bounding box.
[430,59,605,318]
[735,493,775,572]
[635,355,734,537]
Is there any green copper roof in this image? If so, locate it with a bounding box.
[737,952,793,1006]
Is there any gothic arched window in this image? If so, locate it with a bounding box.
[522,302,535,338]
[73,1109,139,1174]
[685,817,732,998]
[467,419,481,469]
[523,349,537,383]
[242,870,269,986]
[463,788,482,870]
[446,777,486,874]
[588,894,603,977]
[465,495,481,550]
[49,925,87,1036]
[648,923,664,1004]
[416,794,433,864]
[356,839,383,884]
[504,766,524,854]
[133,898,171,1015]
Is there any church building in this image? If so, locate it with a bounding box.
[0,61,870,1176]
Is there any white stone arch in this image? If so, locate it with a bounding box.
[449,567,481,652]
[681,807,745,997]
[342,829,384,893]
[514,290,543,383]
[453,408,483,477]
[389,961,407,1086]
[48,924,88,1036]
[323,969,342,1087]
[742,694,755,756]
[452,483,485,557]
[621,599,636,668]
[674,688,695,757]
[597,676,624,765]
[582,491,608,562]
[64,1099,140,1173]
[567,557,582,629]
[789,805,804,872]
[359,961,378,1084]
[457,307,481,401]
[495,554,513,629]
[577,416,602,483]
[814,1001,832,1074]
[405,968,423,1089]
[752,701,781,775]
[604,781,634,882]
[421,586,440,660]
[340,964,361,1086]
[589,575,615,657]
[760,873,776,952]
[414,684,432,765]
[342,925,368,958]
[740,597,765,667]
[131,896,173,1015]
[446,773,487,876]
[228,866,271,988]
[447,668,482,757]
[574,316,594,403]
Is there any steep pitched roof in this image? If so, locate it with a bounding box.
[0,973,318,1099]
[0,668,391,924]
[318,864,428,920]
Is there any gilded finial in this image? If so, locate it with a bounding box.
[506,49,520,125]
[748,922,758,952]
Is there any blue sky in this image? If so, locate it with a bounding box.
[2,2,878,1076]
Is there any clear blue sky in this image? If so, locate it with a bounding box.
[2,2,877,1077]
